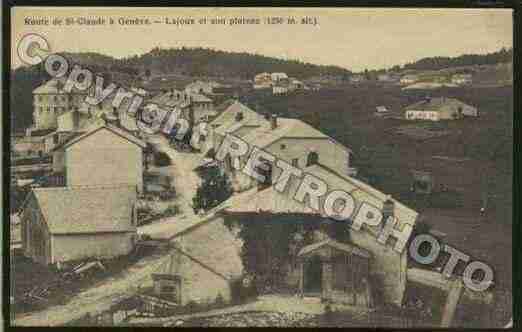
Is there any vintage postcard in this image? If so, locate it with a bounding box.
[8,6,513,328]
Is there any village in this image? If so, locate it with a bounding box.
[9,55,512,328]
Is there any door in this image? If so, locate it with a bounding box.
[303,255,322,296]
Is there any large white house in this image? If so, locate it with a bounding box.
[51,124,146,192]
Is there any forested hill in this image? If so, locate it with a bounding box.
[397,47,513,72]
[118,47,352,80]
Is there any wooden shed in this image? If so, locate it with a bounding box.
[297,237,373,307]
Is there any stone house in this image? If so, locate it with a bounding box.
[222,163,418,306]
[20,185,138,266]
[51,124,146,192]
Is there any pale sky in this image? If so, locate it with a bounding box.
[11,7,513,71]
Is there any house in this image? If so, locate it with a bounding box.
[185,80,221,95]
[375,106,390,114]
[150,89,215,123]
[253,72,273,89]
[139,211,243,308]
[208,101,269,153]
[186,92,216,122]
[149,88,188,110]
[222,163,418,306]
[51,124,146,192]
[350,75,365,83]
[270,72,288,82]
[20,185,138,266]
[12,135,47,159]
[400,74,419,85]
[31,78,87,130]
[221,115,354,192]
[289,78,306,91]
[272,83,289,95]
[378,73,400,83]
[43,110,95,153]
[451,73,473,85]
[404,97,478,121]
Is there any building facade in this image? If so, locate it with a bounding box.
[20,186,138,266]
[52,125,146,192]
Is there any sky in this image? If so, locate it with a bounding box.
[11,7,513,72]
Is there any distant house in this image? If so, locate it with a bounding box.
[378,73,400,83]
[404,97,478,121]
[185,81,221,95]
[288,78,306,91]
[350,75,365,83]
[270,72,288,82]
[272,84,289,95]
[253,72,272,89]
[20,185,138,266]
[223,163,418,306]
[51,124,146,192]
[451,74,473,85]
[375,106,390,113]
[400,74,419,85]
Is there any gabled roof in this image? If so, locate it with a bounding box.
[404,97,470,112]
[223,163,418,231]
[52,123,146,152]
[241,117,352,153]
[211,101,268,135]
[30,185,137,234]
[298,239,371,259]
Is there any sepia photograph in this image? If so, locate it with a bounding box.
[7,5,515,329]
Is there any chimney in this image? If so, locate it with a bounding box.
[270,114,278,130]
[113,106,121,127]
[382,195,395,221]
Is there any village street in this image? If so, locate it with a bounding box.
[138,134,206,239]
[13,134,209,326]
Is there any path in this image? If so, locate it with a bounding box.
[13,252,170,326]
[138,134,205,239]
[126,295,333,326]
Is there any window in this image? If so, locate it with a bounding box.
[280,144,286,150]
[292,158,299,167]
